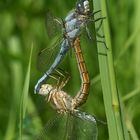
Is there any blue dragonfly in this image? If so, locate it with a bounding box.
[34,0,104,94]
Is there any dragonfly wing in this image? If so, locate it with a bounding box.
[24,111,97,140]
[37,36,63,72]
[46,12,62,39]
[35,114,62,140]
[71,110,98,140]
[61,111,98,140]
[34,113,72,140]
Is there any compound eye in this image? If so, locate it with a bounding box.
[78,4,81,8]
[84,1,89,7]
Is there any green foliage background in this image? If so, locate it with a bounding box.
[0,0,140,140]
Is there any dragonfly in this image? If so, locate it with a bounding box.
[37,81,97,140]
[34,37,98,139]
[34,0,104,94]
[38,37,90,110]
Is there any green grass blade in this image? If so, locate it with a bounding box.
[127,119,139,140]
[93,0,130,139]
[115,28,140,65]
[4,37,23,140]
[123,87,140,102]
[19,43,33,140]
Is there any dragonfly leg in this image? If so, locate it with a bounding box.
[48,73,63,92]
[94,17,106,37]
[86,26,92,40]
[88,16,106,35]
[47,74,61,96]
[89,17,106,24]
[86,25,104,41]
[53,18,62,25]
[89,10,101,17]
[59,73,70,89]
[86,17,106,40]
[90,17,106,36]
[47,69,70,91]
[96,32,105,39]
[95,18,104,32]
[44,73,65,102]
[86,27,108,49]
[95,19,105,39]
[96,40,108,50]
[49,74,61,86]
[54,68,70,89]
[86,21,108,50]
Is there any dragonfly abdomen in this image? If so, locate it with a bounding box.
[34,39,70,94]
[72,38,90,108]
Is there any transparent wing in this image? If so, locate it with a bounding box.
[34,114,67,140]
[37,11,63,72]
[33,111,98,140]
[71,110,98,140]
[36,36,63,72]
[45,12,62,39]
[35,114,63,140]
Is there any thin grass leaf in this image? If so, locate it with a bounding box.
[19,43,33,140]
[93,0,130,139]
[91,74,100,86]
[123,87,140,102]
[4,37,23,140]
[115,28,140,65]
[126,119,139,140]
[127,0,140,139]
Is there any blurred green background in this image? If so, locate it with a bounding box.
[0,0,140,140]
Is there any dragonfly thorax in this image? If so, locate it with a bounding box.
[64,12,89,41]
[39,84,74,113]
[64,1,91,41]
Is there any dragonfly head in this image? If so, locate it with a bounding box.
[76,0,91,15]
[38,84,53,96]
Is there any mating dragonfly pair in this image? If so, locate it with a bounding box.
[34,0,105,139]
[36,38,98,140]
[34,0,104,94]
[38,38,90,113]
